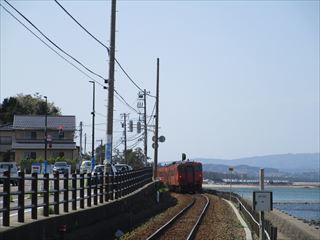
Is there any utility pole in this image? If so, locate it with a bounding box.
[84,133,87,154]
[106,0,116,166]
[44,96,48,174]
[89,81,96,170]
[259,169,266,240]
[96,139,103,165]
[79,121,83,159]
[143,89,148,166]
[121,113,127,164]
[153,58,160,179]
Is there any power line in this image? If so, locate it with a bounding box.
[3,0,107,82]
[114,89,140,114]
[54,0,109,53]
[148,102,156,125]
[0,4,103,86]
[54,0,146,93]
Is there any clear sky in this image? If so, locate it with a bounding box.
[0,0,319,162]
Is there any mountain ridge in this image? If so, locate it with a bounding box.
[193,153,319,171]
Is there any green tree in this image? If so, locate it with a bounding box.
[0,93,61,124]
[122,148,145,169]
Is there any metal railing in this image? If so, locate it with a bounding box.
[206,189,277,240]
[0,167,153,227]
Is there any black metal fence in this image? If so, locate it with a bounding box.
[206,189,277,240]
[0,167,153,227]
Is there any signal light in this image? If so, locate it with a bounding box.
[137,121,141,133]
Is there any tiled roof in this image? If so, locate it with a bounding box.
[13,115,76,130]
[0,124,13,131]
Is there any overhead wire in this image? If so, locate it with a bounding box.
[114,89,140,114]
[0,4,103,86]
[54,0,146,93]
[3,0,107,82]
[2,2,138,115]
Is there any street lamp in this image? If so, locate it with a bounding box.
[44,96,48,174]
[89,81,95,171]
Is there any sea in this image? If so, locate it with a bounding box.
[209,186,320,221]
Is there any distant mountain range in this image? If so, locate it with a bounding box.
[194,153,319,172]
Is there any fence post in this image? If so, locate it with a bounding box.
[18,171,25,222]
[105,173,109,202]
[80,173,84,209]
[54,172,59,214]
[93,173,98,205]
[63,172,69,212]
[72,173,77,211]
[87,173,92,207]
[31,172,38,219]
[114,173,118,200]
[3,170,10,226]
[110,174,114,200]
[99,174,103,203]
[43,173,49,217]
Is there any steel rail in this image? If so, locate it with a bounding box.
[186,194,210,240]
[146,194,210,240]
[146,197,195,240]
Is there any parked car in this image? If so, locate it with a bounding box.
[114,164,133,173]
[0,162,19,185]
[52,161,69,174]
[80,160,92,174]
[92,163,118,175]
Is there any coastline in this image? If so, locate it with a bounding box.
[204,182,320,189]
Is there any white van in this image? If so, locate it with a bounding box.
[80,160,92,174]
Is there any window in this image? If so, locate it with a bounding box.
[30,152,36,159]
[31,132,37,140]
[59,152,64,158]
[0,136,12,145]
[24,151,36,159]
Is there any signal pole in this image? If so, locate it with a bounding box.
[121,113,127,164]
[153,58,160,179]
[106,0,116,166]
[143,89,148,166]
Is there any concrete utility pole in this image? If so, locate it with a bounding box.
[143,89,148,166]
[153,58,160,179]
[106,0,116,166]
[259,169,266,240]
[44,96,48,174]
[89,80,96,170]
[84,133,87,154]
[121,113,127,164]
[96,139,103,165]
[79,121,83,158]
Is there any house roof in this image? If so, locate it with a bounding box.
[0,124,13,131]
[13,115,76,130]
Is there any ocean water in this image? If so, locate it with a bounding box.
[213,186,320,221]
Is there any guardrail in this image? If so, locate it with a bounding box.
[205,189,277,240]
[0,167,153,227]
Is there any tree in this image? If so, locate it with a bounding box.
[0,93,61,124]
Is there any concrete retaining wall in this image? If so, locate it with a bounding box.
[1,182,158,240]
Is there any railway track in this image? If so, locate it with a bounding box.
[146,194,210,240]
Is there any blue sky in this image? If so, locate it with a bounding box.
[1,0,319,161]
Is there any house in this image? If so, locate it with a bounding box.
[0,124,14,161]
[0,115,78,163]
